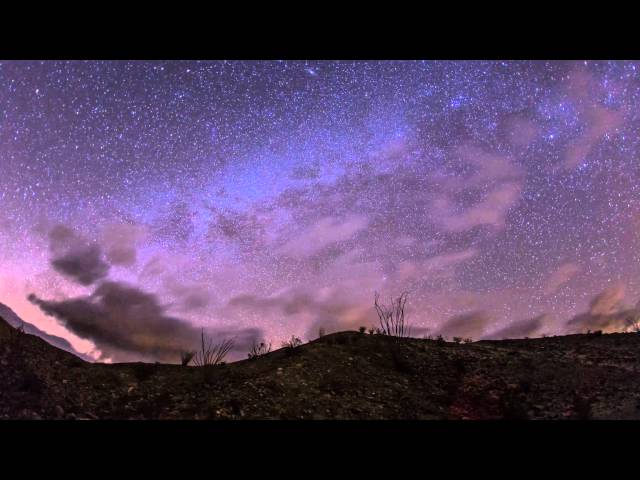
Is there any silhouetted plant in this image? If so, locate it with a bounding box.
[318,327,326,338]
[282,336,302,356]
[452,336,462,344]
[248,341,271,360]
[180,351,195,366]
[463,338,473,344]
[282,336,302,349]
[374,291,411,338]
[359,326,366,334]
[436,334,446,346]
[626,314,640,333]
[193,329,234,367]
[368,328,375,335]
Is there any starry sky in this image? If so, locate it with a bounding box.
[1,60,640,362]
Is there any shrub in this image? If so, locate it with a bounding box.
[282,336,302,353]
[359,326,366,334]
[436,334,446,346]
[452,336,462,344]
[192,329,234,367]
[282,335,302,355]
[318,327,326,338]
[368,328,375,335]
[180,351,195,366]
[248,341,272,360]
[374,291,411,338]
[463,338,473,344]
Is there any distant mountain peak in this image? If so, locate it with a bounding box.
[0,302,91,361]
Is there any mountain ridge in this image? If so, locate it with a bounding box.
[2,313,640,420]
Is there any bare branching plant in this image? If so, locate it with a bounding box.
[180,350,195,366]
[282,336,302,349]
[248,341,272,360]
[626,313,640,333]
[374,291,411,338]
[192,329,234,367]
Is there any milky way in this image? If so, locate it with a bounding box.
[1,60,640,362]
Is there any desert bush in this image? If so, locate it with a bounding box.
[248,341,272,360]
[359,326,366,334]
[625,314,640,333]
[374,291,411,338]
[282,336,302,356]
[436,334,446,346]
[463,338,473,344]
[368,328,375,335]
[452,336,462,344]
[180,351,195,366]
[282,336,302,349]
[193,329,234,367]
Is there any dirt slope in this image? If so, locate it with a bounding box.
[1,316,639,420]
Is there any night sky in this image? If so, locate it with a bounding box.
[1,60,639,362]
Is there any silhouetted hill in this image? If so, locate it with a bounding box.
[1,315,639,420]
[0,302,91,361]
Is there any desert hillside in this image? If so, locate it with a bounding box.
[1,316,639,420]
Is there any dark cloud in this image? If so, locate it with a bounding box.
[102,223,146,267]
[163,278,213,313]
[48,225,111,286]
[439,310,490,339]
[28,281,261,363]
[51,244,110,286]
[485,314,547,340]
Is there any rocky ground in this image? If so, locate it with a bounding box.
[1,316,640,420]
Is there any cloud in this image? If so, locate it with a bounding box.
[485,314,547,339]
[588,284,625,316]
[543,262,581,295]
[438,310,490,339]
[102,223,147,267]
[277,215,368,258]
[561,69,624,170]
[428,145,524,233]
[432,182,522,232]
[48,225,110,286]
[228,286,375,340]
[29,281,261,362]
[565,284,635,333]
[163,278,213,313]
[396,248,479,284]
